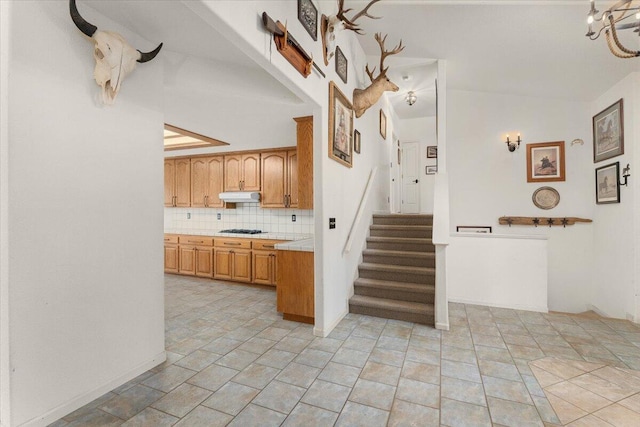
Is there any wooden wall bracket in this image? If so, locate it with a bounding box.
[262,12,312,78]
[499,216,593,228]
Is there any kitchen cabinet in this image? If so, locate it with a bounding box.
[261,150,298,208]
[164,234,179,273]
[252,240,284,286]
[214,238,252,282]
[277,250,314,324]
[191,156,224,208]
[177,236,214,277]
[224,153,260,191]
[164,158,191,207]
[294,116,313,209]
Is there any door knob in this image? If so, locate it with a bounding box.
[413,179,419,183]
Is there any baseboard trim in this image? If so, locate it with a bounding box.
[23,351,166,427]
[449,297,548,313]
[435,321,450,331]
[585,304,611,318]
[314,307,349,338]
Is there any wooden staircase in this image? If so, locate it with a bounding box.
[349,214,435,325]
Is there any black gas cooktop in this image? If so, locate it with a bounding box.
[219,229,263,234]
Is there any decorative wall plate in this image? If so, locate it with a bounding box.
[532,186,560,210]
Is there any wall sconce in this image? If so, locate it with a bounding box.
[505,133,521,152]
[620,163,631,186]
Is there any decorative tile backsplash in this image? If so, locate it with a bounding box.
[164,205,314,235]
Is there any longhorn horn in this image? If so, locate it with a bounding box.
[138,43,164,63]
[69,0,97,38]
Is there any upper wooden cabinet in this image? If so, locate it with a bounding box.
[164,158,191,207]
[191,156,224,208]
[294,116,313,209]
[261,150,299,208]
[224,153,260,191]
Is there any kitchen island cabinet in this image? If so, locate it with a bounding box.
[277,249,314,324]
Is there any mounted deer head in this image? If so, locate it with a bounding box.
[321,0,382,65]
[352,33,404,118]
[69,0,163,104]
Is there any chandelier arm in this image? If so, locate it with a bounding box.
[608,15,640,56]
[605,29,638,58]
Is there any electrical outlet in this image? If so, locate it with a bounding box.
[217,213,221,220]
[329,218,336,229]
[292,215,296,222]
[187,213,191,219]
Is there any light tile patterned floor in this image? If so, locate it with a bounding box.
[49,275,640,426]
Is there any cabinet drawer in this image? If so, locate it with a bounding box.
[252,240,285,250]
[164,234,179,244]
[214,238,251,249]
[179,235,214,246]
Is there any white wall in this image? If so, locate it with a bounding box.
[591,72,639,320]
[2,3,165,425]
[398,116,437,213]
[447,89,594,313]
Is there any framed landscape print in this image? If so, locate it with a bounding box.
[335,46,347,84]
[328,81,353,168]
[379,109,387,140]
[297,0,318,41]
[526,141,565,183]
[593,98,623,163]
[595,162,620,204]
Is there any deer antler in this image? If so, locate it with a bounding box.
[336,0,382,35]
[375,32,404,76]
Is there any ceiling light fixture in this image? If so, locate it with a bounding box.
[405,91,417,106]
[586,0,640,58]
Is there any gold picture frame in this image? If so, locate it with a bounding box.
[379,109,387,140]
[526,141,565,183]
[328,81,353,168]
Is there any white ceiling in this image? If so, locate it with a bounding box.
[84,0,639,123]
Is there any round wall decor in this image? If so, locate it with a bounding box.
[532,186,560,210]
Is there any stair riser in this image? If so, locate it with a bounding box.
[367,241,435,252]
[373,217,433,226]
[354,285,435,303]
[358,268,435,284]
[370,229,432,238]
[349,303,434,325]
[363,253,435,268]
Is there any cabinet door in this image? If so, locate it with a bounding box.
[261,152,287,208]
[277,250,314,321]
[175,158,191,207]
[179,245,196,275]
[214,248,233,280]
[295,116,313,209]
[224,155,242,191]
[241,153,261,191]
[253,250,275,285]
[206,156,224,208]
[232,249,252,282]
[287,150,299,208]
[190,158,208,207]
[164,245,179,273]
[164,159,176,206]
[195,246,213,278]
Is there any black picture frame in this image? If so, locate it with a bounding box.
[595,162,620,204]
[593,98,624,163]
[456,226,492,234]
[427,146,437,158]
[298,0,318,41]
[335,46,347,84]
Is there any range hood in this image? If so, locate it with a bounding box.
[219,192,261,203]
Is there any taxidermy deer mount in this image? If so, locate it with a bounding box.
[353,33,404,118]
[69,0,163,105]
[321,0,382,66]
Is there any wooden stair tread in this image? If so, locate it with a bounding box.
[355,277,435,293]
[367,236,433,243]
[350,294,434,314]
[370,224,432,230]
[359,262,435,274]
[363,249,435,258]
[373,214,433,218]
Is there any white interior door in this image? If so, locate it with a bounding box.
[401,142,420,213]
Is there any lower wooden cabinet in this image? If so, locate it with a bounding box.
[164,234,179,274]
[214,238,252,283]
[251,240,283,286]
[277,250,314,324]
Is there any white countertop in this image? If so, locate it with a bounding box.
[274,237,314,252]
[164,229,313,242]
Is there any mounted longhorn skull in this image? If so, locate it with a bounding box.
[321,0,382,65]
[69,0,163,104]
[353,33,404,118]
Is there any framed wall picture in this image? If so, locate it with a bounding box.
[595,162,620,204]
[354,129,361,154]
[427,146,437,158]
[328,81,353,168]
[426,165,437,175]
[297,0,318,41]
[456,226,492,234]
[335,46,347,84]
[526,141,565,183]
[593,98,624,163]
[379,109,387,140]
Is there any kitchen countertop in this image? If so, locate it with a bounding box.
[164,229,313,242]
[274,238,314,252]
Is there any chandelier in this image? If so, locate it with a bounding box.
[586,0,640,58]
[405,91,417,106]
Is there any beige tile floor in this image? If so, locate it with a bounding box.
[49,275,640,427]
